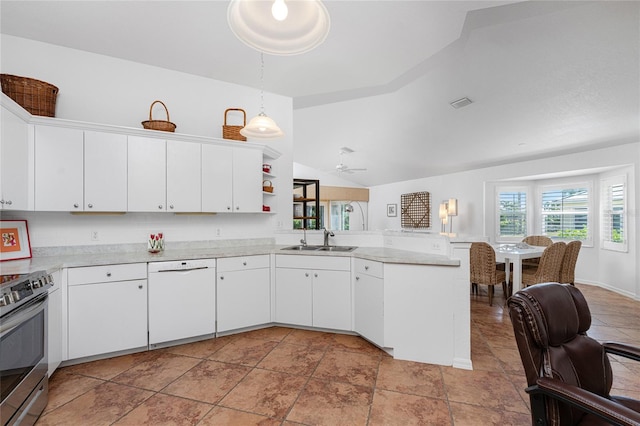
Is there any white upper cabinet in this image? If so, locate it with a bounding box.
[0,105,30,210]
[167,139,201,212]
[34,126,84,211]
[202,145,261,213]
[84,131,127,211]
[232,147,262,212]
[128,135,166,212]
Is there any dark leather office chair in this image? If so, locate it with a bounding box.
[507,283,640,425]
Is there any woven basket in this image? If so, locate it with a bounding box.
[141,100,176,132]
[1,74,59,117]
[222,108,247,141]
[262,180,274,193]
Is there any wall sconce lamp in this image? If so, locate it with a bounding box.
[447,198,458,234]
[439,202,449,233]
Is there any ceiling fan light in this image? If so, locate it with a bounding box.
[240,112,284,139]
[228,0,331,56]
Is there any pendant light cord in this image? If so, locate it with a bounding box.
[260,52,265,115]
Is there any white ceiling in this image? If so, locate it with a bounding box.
[2,1,638,186]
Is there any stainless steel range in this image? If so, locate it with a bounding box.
[0,270,53,426]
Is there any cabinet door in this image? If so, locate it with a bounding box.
[0,106,30,210]
[167,140,201,212]
[232,148,262,212]
[217,268,270,332]
[84,131,128,211]
[34,126,84,211]
[202,144,233,212]
[275,268,312,326]
[128,136,166,212]
[68,279,147,359]
[354,273,384,347]
[312,270,352,330]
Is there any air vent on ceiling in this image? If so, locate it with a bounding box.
[450,97,473,109]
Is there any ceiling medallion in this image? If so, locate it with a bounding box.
[227,0,331,56]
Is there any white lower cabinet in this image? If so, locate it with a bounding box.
[148,259,216,346]
[275,255,351,331]
[354,259,385,347]
[47,269,63,376]
[67,264,148,360]
[217,255,270,332]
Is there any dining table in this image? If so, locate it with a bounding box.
[493,244,547,294]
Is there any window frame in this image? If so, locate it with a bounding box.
[537,181,593,246]
[495,185,531,243]
[600,174,627,252]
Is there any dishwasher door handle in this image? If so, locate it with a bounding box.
[154,266,209,273]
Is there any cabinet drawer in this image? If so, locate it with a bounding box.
[275,255,350,271]
[217,255,270,272]
[355,259,383,278]
[68,263,147,285]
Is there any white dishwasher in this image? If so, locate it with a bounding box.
[148,259,216,346]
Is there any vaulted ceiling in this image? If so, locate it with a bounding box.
[2,1,638,186]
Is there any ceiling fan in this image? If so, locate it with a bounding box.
[334,147,367,174]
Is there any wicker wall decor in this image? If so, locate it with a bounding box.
[222,108,247,141]
[401,191,431,229]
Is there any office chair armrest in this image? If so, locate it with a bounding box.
[603,342,640,362]
[528,377,640,426]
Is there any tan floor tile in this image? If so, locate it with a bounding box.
[257,342,325,376]
[43,370,104,414]
[209,336,278,366]
[286,378,372,425]
[242,326,294,342]
[330,333,384,355]
[442,368,529,414]
[162,360,250,404]
[282,328,336,350]
[449,401,531,425]
[113,393,211,425]
[162,335,233,359]
[492,346,526,375]
[375,357,446,399]
[199,406,281,426]
[368,389,452,425]
[62,350,161,380]
[36,381,153,426]
[312,348,380,387]
[220,369,307,419]
[111,352,201,391]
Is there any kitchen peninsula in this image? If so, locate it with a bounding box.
[2,231,474,376]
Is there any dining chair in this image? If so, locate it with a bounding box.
[470,242,507,306]
[522,235,553,269]
[507,283,640,425]
[521,241,566,287]
[559,240,582,285]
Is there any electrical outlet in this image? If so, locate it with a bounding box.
[91,231,99,241]
[216,228,221,237]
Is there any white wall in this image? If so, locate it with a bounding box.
[369,143,640,299]
[1,35,295,246]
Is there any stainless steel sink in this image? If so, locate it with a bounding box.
[281,245,357,252]
[316,246,358,252]
[281,245,322,251]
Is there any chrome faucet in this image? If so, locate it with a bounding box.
[323,228,335,246]
[300,228,307,247]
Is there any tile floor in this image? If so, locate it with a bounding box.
[37,283,639,425]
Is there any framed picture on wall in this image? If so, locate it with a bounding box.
[387,204,397,217]
[0,220,32,261]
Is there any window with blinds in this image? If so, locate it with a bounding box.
[498,190,527,239]
[540,184,590,242]
[601,175,627,252]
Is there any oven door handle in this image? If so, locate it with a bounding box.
[0,295,47,336]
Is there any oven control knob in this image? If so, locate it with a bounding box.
[31,279,41,289]
[11,291,21,302]
[0,294,8,306]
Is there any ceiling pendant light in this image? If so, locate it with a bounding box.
[227,0,330,56]
[240,52,284,139]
